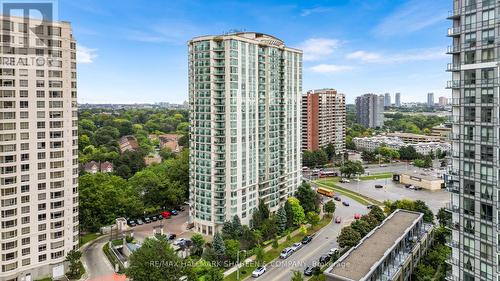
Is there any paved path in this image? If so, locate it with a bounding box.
[81,235,124,281]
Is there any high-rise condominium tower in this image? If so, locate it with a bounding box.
[384,92,391,107]
[355,93,384,128]
[446,1,499,280]
[188,32,302,235]
[427,92,435,107]
[0,16,78,280]
[395,92,401,107]
[302,89,346,153]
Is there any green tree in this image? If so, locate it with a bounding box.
[351,220,372,237]
[295,182,319,213]
[306,211,320,227]
[65,250,82,278]
[191,233,205,257]
[361,150,377,162]
[398,146,419,160]
[324,143,336,162]
[360,214,380,229]
[291,270,304,281]
[276,206,288,235]
[323,201,336,216]
[126,236,189,281]
[252,200,270,229]
[337,226,361,248]
[436,207,451,226]
[414,200,434,223]
[339,161,365,178]
[287,197,305,226]
[254,245,265,266]
[224,239,240,262]
[232,215,243,238]
[369,205,386,222]
[212,233,226,263]
[204,266,224,281]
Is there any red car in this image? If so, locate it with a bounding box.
[161,211,171,219]
[354,214,361,220]
[335,216,341,224]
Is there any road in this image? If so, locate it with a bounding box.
[81,235,124,281]
[259,196,368,281]
[337,179,449,214]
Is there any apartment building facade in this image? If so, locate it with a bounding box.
[0,16,79,280]
[384,92,391,107]
[355,93,384,128]
[395,92,401,107]
[188,32,302,235]
[446,0,500,280]
[301,89,346,153]
[427,92,435,107]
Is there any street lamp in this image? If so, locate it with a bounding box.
[236,250,247,280]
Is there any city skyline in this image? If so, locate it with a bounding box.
[55,0,451,104]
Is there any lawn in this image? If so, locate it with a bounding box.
[315,179,382,206]
[359,172,393,181]
[80,233,101,247]
[224,216,331,281]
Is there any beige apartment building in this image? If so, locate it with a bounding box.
[0,16,79,280]
[302,89,346,153]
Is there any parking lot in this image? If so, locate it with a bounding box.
[336,178,449,214]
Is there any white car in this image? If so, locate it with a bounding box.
[280,247,294,259]
[173,238,187,246]
[328,248,339,256]
[340,178,350,183]
[252,266,266,278]
[291,242,302,251]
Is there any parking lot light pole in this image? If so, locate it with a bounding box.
[237,250,247,280]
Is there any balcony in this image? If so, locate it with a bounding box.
[446,63,460,72]
[447,9,460,19]
[445,202,460,213]
[446,80,460,89]
[446,45,460,54]
[447,27,461,37]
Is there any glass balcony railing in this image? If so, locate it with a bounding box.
[447,27,461,37]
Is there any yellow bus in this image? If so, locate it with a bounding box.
[317,187,334,197]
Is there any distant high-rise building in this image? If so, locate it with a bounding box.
[427,92,435,107]
[188,32,302,235]
[355,94,384,128]
[302,89,346,153]
[446,1,500,280]
[395,92,401,107]
[0,16,79,280]
[438,96,449,106]
[384,92,391,107]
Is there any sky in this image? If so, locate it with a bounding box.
[59,0,451,104]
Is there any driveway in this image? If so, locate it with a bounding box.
[81,235,125,281]
[336,179,449,214]
[258,196,368,281]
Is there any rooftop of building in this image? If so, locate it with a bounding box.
[399,171,443,181]
[387,132,440,139]
[189,32,302,53]
[327,210,422,281]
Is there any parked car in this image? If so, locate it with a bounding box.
[375,184,383,189]
[408,185,415,190]
[161,211,171,219]
[328,248,339,257]
[301,235,313,244]
[144,217,151,224]
[367,205,374,209]
[319,254,331,264]
[303,266,314,276]
[136,219,144,225]
[171,210,179,216]
[415,186,423,191]
[151,215,158,222]
[404,184,412,188]
[334,196,341,201]
[252,266,266,278]
[354,213,361,220]
[127,220,136,227]
[379,164,388,167]
[157,214,164,220]
[173,238,187,246]
[167,234,177,240]
[335,216,341,224]
[340,178,350,183]
[353,178,361,182]
[280,248,294,259]
[291,242,302,252]
[342,201,350,207]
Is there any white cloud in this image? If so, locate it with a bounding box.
[300,7,333,17]
[346,51,381,62]
[297,38,340,61]
[77,45,97,64]
[346,48,446,64]
[374,0,447,36]
[309,64,353,74]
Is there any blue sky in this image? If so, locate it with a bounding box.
[62,0,451,104]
